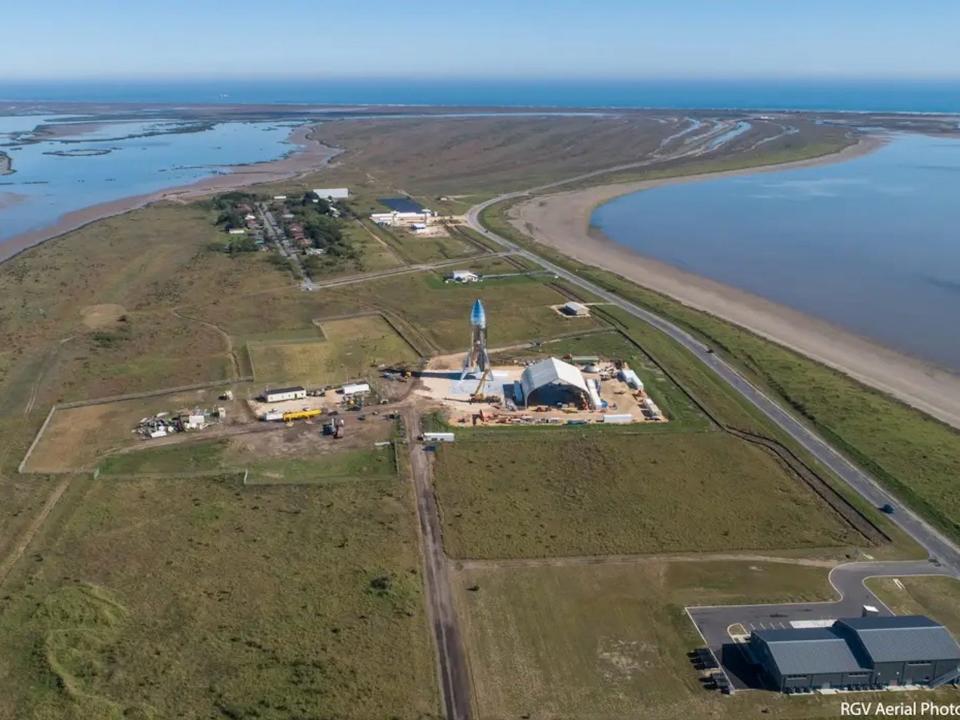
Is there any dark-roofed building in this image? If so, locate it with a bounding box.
[836,616,960,686]
[749,616,960,692]
[750,627,873,692]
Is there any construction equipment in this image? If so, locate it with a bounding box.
[470,366,491,400]
[282,409,322,422]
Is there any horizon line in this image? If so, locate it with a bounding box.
[3,74,960,85]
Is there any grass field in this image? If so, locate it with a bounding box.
[341,219,405,273]
[99,438,397,485]
[193,272,600,360]
[357,219,482,265]
[248,314,419,385]
[0,203,286,416]
[451,559,932,720]
[433,432,864,559]
[0,474,439,719]
[867,576,960,637]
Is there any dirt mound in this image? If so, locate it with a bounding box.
[80,304,126,329]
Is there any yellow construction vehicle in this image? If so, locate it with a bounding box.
[282,409,322,422]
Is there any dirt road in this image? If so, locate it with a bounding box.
[403,409,473,720]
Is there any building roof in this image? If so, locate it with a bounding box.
[520,357,589,400]
[754,616,960,678]
[837,616,960,664]
[342,383,371,395]
[265,386,305,395]
[754,627,870,676]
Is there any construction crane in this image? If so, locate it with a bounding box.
[470,366,491,401]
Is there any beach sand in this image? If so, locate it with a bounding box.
[509,136,960,430]
[0,124,340,264]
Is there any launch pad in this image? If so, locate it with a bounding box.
[411,299,666,427]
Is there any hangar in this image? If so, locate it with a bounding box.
[518,357,593,409]
[749,615,960,692]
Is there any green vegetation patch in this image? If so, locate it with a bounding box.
[246,448,396,485]
[433,432,863,559]
[98,433,397,484]
[0,475,438,719]
[247,314,419,385]
[98,439,229,476]
[322,273,602,353]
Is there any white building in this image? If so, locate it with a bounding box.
[184,413,206,430]
[370,210,434,227]
[619,368,644,391]
[341,383,371,397]
[451,270,479,283]
[263,386,307,403]
[519,357,595,409]
[313,187,349,200]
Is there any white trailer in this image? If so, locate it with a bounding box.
[264,386,307,403]
[422,432,455,443]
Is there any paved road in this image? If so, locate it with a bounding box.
[403,409,473,720]
[465,197,960,577]
[257,202,315,290]
[688,560,954,688]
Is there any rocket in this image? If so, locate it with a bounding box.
[462,299,490,378]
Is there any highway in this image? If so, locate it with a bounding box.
[465,194,960,578]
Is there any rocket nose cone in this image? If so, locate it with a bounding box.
[470,299,486,327]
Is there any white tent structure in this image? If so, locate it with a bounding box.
[519,357,593,408]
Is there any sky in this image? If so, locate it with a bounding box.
[3,0,959,81]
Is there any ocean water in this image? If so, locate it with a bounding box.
[2,79,960,113]
[0,117,302,243]
[592,133,960,371]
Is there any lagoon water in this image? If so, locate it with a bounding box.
[592,133,960,371]
[0,116,301,244]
